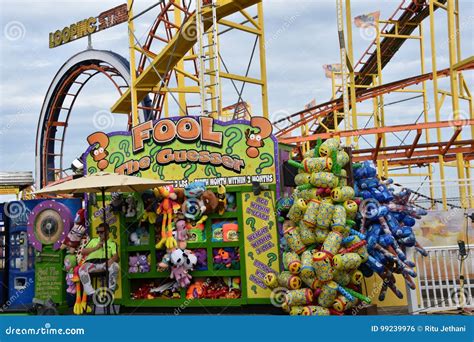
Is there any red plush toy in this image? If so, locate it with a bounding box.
[61,209,87,252]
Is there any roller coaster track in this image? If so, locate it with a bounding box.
[275,60,473,139]
[36,50,150,187]
[111,0,261,114]
[274,0,448,138]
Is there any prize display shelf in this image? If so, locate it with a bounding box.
[119,192,247,307]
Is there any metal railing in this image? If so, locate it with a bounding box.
[407,244,473,314]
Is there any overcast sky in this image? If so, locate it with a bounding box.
[0,0,472,199]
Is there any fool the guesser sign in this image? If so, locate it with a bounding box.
[84,116,279,188]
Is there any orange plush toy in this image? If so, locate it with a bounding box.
[155,186,181,249]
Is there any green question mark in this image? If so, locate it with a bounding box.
[264,191,271,199]
[109,152,124,166]
[267,252,277,267]
[150,144,162,157]
[152,147,165,180]
[181,164,197,179]
[119,140,131,157]
[224,128,242,154]
[157,166,165,179]
[268,221,274,230]
[247,251,254,260]
[251,285,258,294]
[109,225,118,239]
[256,153,274,174]
[245,194,251,202]
[246,217,256,232]
[152,163,164,179]
[205,165,221,177]
[88,166,97,175]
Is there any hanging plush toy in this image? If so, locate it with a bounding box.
[110,193,124,212]
[141,190,158,224]
[155,186,181,249]
[201,190,218,214]
[182,182,207,221]
[124,195,137,218]
[170,249,197,288]
[72,262,91,315]
[61,209,87,253]
[64,254,77,294]
[216,185,227,215]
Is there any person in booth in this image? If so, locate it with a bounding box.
[78,223,120,296]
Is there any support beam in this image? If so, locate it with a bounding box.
[112,0,261,114]
[220,72,264,85]
[279,119,473,144]
[406,129,422,158]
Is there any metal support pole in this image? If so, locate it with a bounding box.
[174,6,187,116]
[447,0,467,208]
[345,0,358,147]
[128,0,139,127]
[257,2,269,118]
[429,1,448,210]
[101,188,110,315]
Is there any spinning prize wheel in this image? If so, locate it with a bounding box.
[27,201,73,251]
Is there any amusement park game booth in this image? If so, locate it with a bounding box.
[0,199,82,312]
[83,116,281,308]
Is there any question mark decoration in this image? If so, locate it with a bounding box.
[256,153,274,174]
[205,165,221,177]
[119,140,131,157]
[225,127,242,154]
[151,145,165,179]
[181,163,197,179]
[251,285,258,295]
[247,251,254,261]
[246,217,256,232]
[267,252,277,267]
[246,117,273,158]
[87,132,110,170]
[109,152,124,167]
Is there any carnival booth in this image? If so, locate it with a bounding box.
[82,116,281,308]
[0,199,81,312]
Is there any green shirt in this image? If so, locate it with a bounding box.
[85,238,118,261]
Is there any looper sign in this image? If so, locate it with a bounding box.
[48,4,128,48]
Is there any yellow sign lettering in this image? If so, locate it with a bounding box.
[48,4,128,48]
